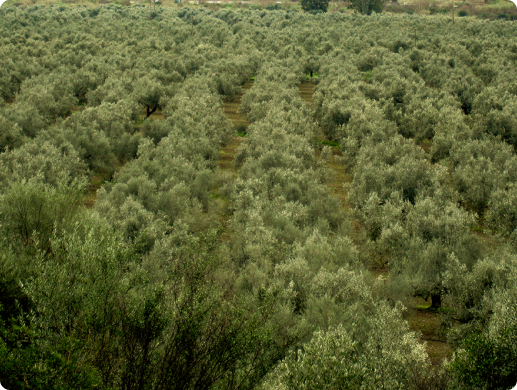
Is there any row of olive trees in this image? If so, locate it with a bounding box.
[0,8,260,389]
[0,5,257,176]
[0,73,282,390]
[2,6,517,389]
[229,62,433,389]
[313,15,517,389]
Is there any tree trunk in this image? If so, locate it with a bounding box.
[146,106,158,118]
[431,293,441,309]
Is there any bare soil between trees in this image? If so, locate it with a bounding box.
[220,81,253,172]
[407,298,452,365]
[216,81,253,242]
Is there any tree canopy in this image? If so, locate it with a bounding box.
[300,0,329,12]
[1,5,517,389]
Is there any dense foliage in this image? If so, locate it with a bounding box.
[350,0,384,15]
[300,0,329,13]
[1,5,517,389]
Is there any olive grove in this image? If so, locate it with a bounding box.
[0,5,517,390]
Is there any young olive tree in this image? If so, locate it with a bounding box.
[388,197,481,309]
[486,183,517,243]
[349,135,434,209]
[0,116,23,152]
[449,137,517,215]
[0,140,87,255]
[0,180,84,256]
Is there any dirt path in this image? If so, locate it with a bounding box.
[324,146,353,212]
[219,81,252,172]
[222,81,252,130]
[84,175,104,208]
[299,81,352,212]
[406,299,452,365]
[215,81,253,242]
[298,80,315,106]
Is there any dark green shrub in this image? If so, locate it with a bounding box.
[236,123,248,136]
[266,3,281,10]
[450,328,517,390]
[300,0,329,12]
[0,326,102,390]
[350,0,383,14]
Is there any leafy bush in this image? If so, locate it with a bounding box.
[0,139,87,190]
[487,184,517,240]
[0,180,84,255]
[449,137,517,214]
[449,328,517,390]
[0,115,24,152]
[261,303,428,390]
[350,135,435,208]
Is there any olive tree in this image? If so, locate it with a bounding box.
[0,180,84,255]
[133,77,166,119]
[260,303,428,390]
[349,135,435,209]
[0,115,23,152]
[449,137,517,215]
[300,0,329,12]
[386,197,481,309]
[486,183,517,242]
[447,250,517,390]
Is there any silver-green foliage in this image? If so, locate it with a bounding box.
[0,180,84,255]
[231,83,344,270]
[0,115,23,152]
[0,139,87,190]
[96,82,232,252]
[450,137,517,214]
[240,82,306,124]
[261,303,428,390]
[350,135,435,209]
[446,249,517,389]
[387,197,480,305]
[20,211,278,390]
[0,140,87,253]
[486,183,517,241]
[4,7,517,388]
